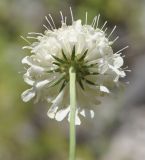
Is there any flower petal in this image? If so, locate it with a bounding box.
[109,64,122,76]
[22,56,31,64]
[23,73,34,86]
[100,85,110,93]
[47,90,64,119]
[47,106,58,119]
[113,57,124,68]
[90,110,94,118]
[75,114,81,125]
[68,110,81,125]
[36,80,50,88]
[21,88,35,102]
[80,109,94,118]
[55,107,70,121]
[99,63,109,74]
[80,109,85,117]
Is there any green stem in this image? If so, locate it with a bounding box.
[69,66,76,160]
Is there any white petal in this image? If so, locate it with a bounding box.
[75,114,81,125]
[76,36,85,54]
[23,74,34,86]
[47,106,58,119]
[80,109,85,117]
[73,20,82,31]
[120,71,126,77]
[22,46,32,50]
[90,110,94,118]
[47,91,64,119]
[114,75,119,82]
[68,110,81,125]
[21,88,35,102]
[55,107,70,121]
[108,64,122,75]
[22,56,32,65]
[99,63,108,74]
[80,109,94,119]
[36,80,50,88]
[114,57,124,68]
[100,85,110,93]
[22,56,28,64]
[113,71,126,82]
[52,90,64,104]
[31,65,45,73]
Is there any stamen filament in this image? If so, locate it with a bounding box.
[20,36,31,44]
[60,11,64,23]
[45,16,54,30]
[92,16,97,28]
[108,26,116,38]
[70,7,74,22]
[96,14,100,27]
[115,46,129,54]
[101,21,107,30]
[85,12,88,25]
[43,24,49,31]
[49,14,56,29]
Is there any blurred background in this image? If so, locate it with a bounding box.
[0,0,145,160]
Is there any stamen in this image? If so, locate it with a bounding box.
[85,12,88,25]
[26,36,38,40]
[115,46,129,54]
[18,71,26,74]
[43,24,49,31]
[70,7,74,23]
[123,66,128,69]
[125,70,131,72]
[109,36,119,45]
[104,27,108,33]
[22,44,32,49]
[60,11,64,23]
[24,67,27,71]
[125,81,130,84]
[108,26,116,38]
[96,14,100,27]
[28,32,43,36]
[112,36,119,43]
[101,21,107,30]
[65,16,67,24]
[92,16,97,28]
[49,14,56,29]
[22,46,32,49]
[45,16,54,30]
[20,36,31,44]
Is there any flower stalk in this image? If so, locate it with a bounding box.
[69,66,76,160]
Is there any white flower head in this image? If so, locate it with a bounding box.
[21,8,128,125]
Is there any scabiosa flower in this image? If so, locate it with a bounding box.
[21,8,128,125]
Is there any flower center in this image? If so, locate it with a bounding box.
[50,46,98,91]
